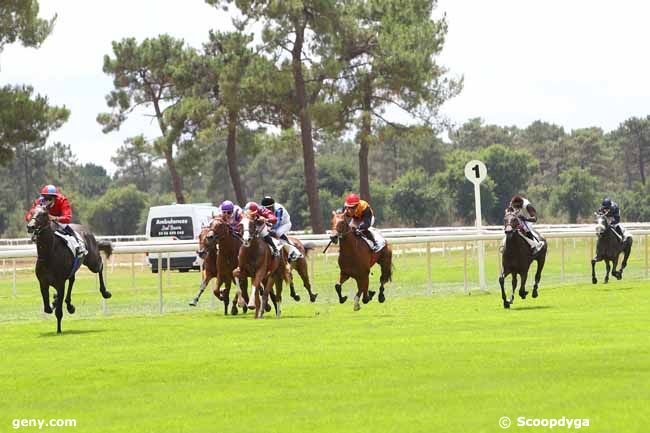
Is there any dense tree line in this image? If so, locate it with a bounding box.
[3,1,650,237]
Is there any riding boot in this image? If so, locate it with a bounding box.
[363,229,377,248]
[263,235,280,257]
[615,225,625,240]
[280,233,294,246]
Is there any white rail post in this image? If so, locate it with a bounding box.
[166,252,171,288]
[463,241,469,294]
[559,238,564,283]
[158,253,163,314]
[12,258,17,298]
[426,241,432,292]
[131,253,136,290]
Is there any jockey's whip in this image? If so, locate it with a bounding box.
[322,239,333,254]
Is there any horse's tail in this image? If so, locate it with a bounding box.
[97,240,113,259]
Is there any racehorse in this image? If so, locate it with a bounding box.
[190,218,249,315]
[498,210,547,309]
[26,205,113,333]
[233,214,289,318]
[284,236,318,303]
[330,210,392,311]
[592,213,633,284]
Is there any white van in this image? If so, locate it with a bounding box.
[145,203,219,272]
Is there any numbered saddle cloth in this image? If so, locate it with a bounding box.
[277,239,304,261]
[54,230,86,259]
[361,228,386,253]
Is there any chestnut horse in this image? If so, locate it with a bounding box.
[190,217,249,315]
[233,215,289,318]
[330,211,393,311]
[499,211,547,309]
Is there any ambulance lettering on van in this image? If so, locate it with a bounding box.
[145,204,219,272]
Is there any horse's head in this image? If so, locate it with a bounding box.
[503,210,520,238]
[331,209,350,239]
[241,214,258,247]
[26,205,50,236]
[595,212,609,238]
[197,224,214,259]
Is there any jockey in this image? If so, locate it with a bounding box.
[24,184,87,256]
[507,194,545,256]
[599,198,625,240]
[260,196,292,242]
[244,202,280,257]
[216,200,243,232]
[343,193,377,248]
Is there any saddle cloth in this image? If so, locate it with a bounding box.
[360,228,386,253]
[54,230,86,259]
[277,238,304,261]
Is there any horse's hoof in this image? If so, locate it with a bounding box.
[291,294,301,302]
[378,292,385,303]
[231,306,238,316]
[604,278,609,284]
[242,305,248,314]
[592,277,597,284]
[353,304,360,311]
[362,296,370,304]
[519,291,528,300]
[66,304,76,314]
[503,301,510,309]
[310,293,318,303]
[339,296,348,304]
[264,303,271,313]
[532,290,538,298]
[615,272,622,280]
[368,290,376,301]
[189,299,198,307]
[44,306,53,314]
[101,290,112,299]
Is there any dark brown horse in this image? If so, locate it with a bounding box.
[26,205,112,333]
[284,236,318,303]
[189,218,249,315]
[498,211,547,309]
[330,211,393,311]
[592,213,633,284]
[233,214,288,318]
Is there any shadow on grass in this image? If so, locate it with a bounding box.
[509,305,553,311]
[39,329,107,337]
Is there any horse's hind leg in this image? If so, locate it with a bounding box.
[518,271,529,300]
[335,274,350,304]
[97,262,112,299]
[377,252,392,303]
[612,254,622,280]
[619,239,633,277]
[510,274,517,305]
[189,273,212,306]
[65,276,76,314]
[295,259,318,302]
[604,260,611,283]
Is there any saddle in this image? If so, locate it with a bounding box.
[53,226,87,259]
[358,228,386,253]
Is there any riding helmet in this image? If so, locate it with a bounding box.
[261,196,275,207]
[602,198,612,208]
[246,202,258,215]
[40,184,59,197]
[345,193,360,207]
[220,200,234,212]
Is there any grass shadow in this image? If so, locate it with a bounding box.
[509,305,553,311]
[38,329,107,337]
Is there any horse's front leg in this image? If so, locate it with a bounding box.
[335,273,350,304]
[604,260,611,284]
[54,284,65,334]
[519,271,529,299]
[252,268,267,318]
[591,256,599,284]
[354,275,369,311]
[189,273,212,306]
[40,279,53,314]
[65,276,76,314]
[612,254,621,280]
[509,274,517,305]
[498,271,510,309]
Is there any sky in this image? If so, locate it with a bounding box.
[2,0,650,173]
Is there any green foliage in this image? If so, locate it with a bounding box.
[75,163,111,198]
[550,168,599,223]
[0,0,55,51]
[387,168,449,227]
[619,182,650,222]
[87,185,148,235]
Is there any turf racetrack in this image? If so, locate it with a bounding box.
[1,240,648,432]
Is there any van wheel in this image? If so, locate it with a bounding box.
[152,269,159,274]
[179,268,189,273]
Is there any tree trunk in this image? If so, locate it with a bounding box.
[226,110,246,204]
[358,77,372,202]
[152,99,185,204]
[291,22,324,233]
[638,141,646,185]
